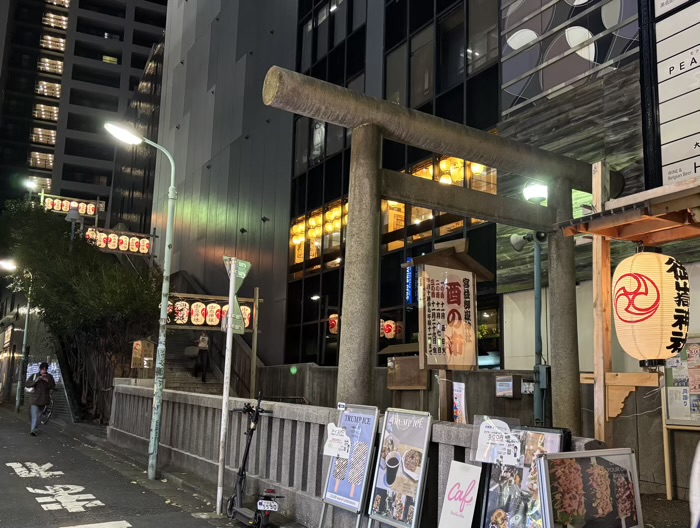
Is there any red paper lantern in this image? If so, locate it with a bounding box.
[329,314,339,335]
[612,252,690,363]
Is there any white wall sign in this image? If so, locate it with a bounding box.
[438,461,482,528]
[323,423,352,459]
[656,0,700,185]
[27,485,104,513]
[6,462,64,478]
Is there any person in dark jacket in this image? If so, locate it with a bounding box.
[25,362,55,436]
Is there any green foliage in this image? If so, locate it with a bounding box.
[0,200,161,420]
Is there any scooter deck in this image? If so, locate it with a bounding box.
[232,505,256,522]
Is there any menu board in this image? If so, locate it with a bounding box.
[322,405,379,513]
[664,338,700,425]
[537,449,643,528]
[368,409,432,528]
[479,425,570,528]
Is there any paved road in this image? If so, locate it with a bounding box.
[0,408,226,528]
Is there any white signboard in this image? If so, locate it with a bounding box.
[438,461,481,528]
[656,0,700,184]
[323,423,352,459]
[655,0,694,18]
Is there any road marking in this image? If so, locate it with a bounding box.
[6,462,64,478]
[27,484,105,512]
[59,522,132,528]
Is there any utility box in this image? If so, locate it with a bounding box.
[495,375,522,398]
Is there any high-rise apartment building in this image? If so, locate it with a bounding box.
[0,0,166,214]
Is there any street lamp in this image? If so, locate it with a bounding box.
[523,181,548,204]
[104,121,176,480]
[65,206,81,241]
[1,259,33,413]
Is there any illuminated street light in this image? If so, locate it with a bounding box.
[0,259,18,272]
[523,181,548,204]
[105,120,176,481]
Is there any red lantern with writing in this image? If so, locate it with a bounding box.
[612,252,690,362]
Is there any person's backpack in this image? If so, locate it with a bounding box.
[24,373,37,394]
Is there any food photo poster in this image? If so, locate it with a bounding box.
[369,409,432,528]
[537,449,642,528]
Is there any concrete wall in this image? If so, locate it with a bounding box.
[108,385,603,528]
[152,0,296,366]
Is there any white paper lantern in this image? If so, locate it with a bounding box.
[612,252,690,362]
[190,302,206,325]
[205,303,221,326]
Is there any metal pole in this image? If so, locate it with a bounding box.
[70,220,76,241]
[533,240,544,426]
[145,138,177,480]
[217,257,237,514]
[15,279,32,412]
[250,287,259,398]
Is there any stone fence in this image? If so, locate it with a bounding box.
[108,384,603,528]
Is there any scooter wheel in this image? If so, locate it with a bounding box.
[254,511,264,528]
[225,496,235,519]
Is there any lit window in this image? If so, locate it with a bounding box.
[35,81,61,98]
[409,160,434,244]
[45,0,70,6]
[28,152,54,170]
[382,200,405,252]
[40,35,65,51]
[290,218,306,265]
[102,55,119,65]
[37,57,63,74]
[469,162,497,225]
[30,128,56,145]
[42,13,68,30]
[33,104,59,122]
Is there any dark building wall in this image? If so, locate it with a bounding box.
[152,1,297,365]
[108,42,164,233]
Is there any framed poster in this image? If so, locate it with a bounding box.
[368,409,432,528]
[480,426,570,528]
[453,382,468,424]
[537,449,643,528]
[322,404,379,513]
[439,461,482,528]
[418,265,477,371]
[664,338,700,425]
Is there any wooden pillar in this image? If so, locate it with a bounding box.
[592,161,613,445]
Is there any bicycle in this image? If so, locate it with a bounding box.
[40,394,54,425]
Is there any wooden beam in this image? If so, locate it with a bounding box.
[606,175,700,210]
[607,385,636,419]
[641,224,700,246]
[592,161,613,446]
[616,212,691,240]
[380,169,556,232]
[580,373,595,384]
[604,372,659,387]
[649,194,700,216]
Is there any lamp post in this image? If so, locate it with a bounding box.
[105,121,177,480]
[512,181,549,426]
[65,206,81,243]
[24,180,37,202]
[0,260,32,413]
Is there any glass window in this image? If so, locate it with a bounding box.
[30,127,56,145]
[385,44,407,106]
[468,0,498,73]
[408,160,433,243]
[306,208,323,264]
[316,4,330,61]
[301,19,313,71]
[469,162,496,194]
[28,151,54,169]
[33,104,59,121]
[37,57,63,74]
[435,156,465,235]
[304,275,321,322]
[42,12,68,29]
[410,26,434,108]
[290,217,307,266]
[347,73,364,94]
[323,201,343,253]
[438,9,465,92]
[294,117,309,175]
[35,81,61,98]
[40,35,65,51]
[352,0,366,30]
[326,124,344,156]
[310,119,326,166]
[382,200,405,252]
[332,0,347,46]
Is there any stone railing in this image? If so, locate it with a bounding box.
[108,385,604,528]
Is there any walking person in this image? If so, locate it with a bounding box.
[25,362,55,436]
[193,331,209,383]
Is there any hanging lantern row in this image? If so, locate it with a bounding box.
[291,203,348,245]
[86,229,151,255]
[44,197,98,216]
[166,300,252,328]
[612,252,690,365]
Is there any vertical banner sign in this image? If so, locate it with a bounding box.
[369,409,432,528]
[438,461,482,528]
[322,405,379,513]
[418,265,477,370]
[222,257,251,335]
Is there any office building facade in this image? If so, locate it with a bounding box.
[0,0,166,213]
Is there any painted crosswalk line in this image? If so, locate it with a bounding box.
[59,522,132,528]
[6,462,64,478]
[27,484,105,512]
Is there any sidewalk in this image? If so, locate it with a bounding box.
[1,404,305,528]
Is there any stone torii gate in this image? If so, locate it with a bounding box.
[263,66,623,434]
